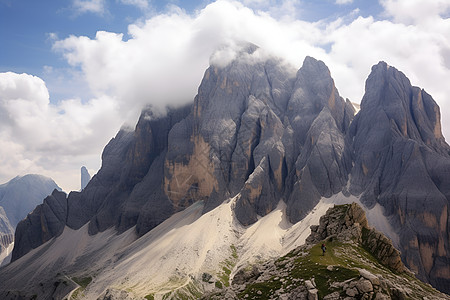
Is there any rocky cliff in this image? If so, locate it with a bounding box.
[204,203,449,300]
[13,50,353,258]
[347,62,450,292]
[10,50,450,293]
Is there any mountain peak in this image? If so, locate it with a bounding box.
[81,166,91,190]
[357,60,448,152]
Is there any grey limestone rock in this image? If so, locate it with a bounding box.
[347,62,450,292]
[80,166,91,190]
[12,189,67,261]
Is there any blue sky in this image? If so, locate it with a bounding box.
[1,0,450,191]
[0,0,388,106]
[1,0,383,100]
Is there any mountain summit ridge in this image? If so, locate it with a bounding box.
[6,54,450,295]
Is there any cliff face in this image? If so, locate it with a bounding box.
[347,62,450,291]
[10,52,450,293]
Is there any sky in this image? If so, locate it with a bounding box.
[1,0,450,192]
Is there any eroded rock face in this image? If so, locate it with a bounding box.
[9,54,450,294]
[308,203,405,273]
[12,189,67,261]
[347,62,450,292]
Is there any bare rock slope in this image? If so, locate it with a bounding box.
[205,203,449,300]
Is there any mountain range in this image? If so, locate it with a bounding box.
[0,46,449,298]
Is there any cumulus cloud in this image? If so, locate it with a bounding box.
[72,0,106,15]
[2,0,450,191]
[53,0,327,125]
[0,72,122,191]
[381,0,450,24]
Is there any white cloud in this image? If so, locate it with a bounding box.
[73,0,106,15]
[0,72,122,191]
[2,0,450,191]
[335,0,353,4]
[381,0,450,24]
[120,0,149,10]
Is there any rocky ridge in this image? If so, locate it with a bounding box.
[8,49,450,293]
[204,203,449,300]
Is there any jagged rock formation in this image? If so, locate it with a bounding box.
[9,50,450,293]
[12,50,354,258]
[346,62,450,292]
[307,203,405,273]
[13,190,67,260]
[205,204,449,300]
[80,166,91,190]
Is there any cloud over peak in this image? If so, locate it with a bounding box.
[1,0,449,192]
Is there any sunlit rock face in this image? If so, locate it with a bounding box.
[10,50,450,293]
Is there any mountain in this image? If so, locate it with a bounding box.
[81,166,91,190]
[0,174,60,265]
[3,49,450,296]
[0,174,61,228]
[347,62,450,291]
[0,206,13,236]
[0,207,14,266]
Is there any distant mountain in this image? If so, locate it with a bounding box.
[0,174,60,265]
[0,206,13,236]
[0,174,60,228]
[3,48,450,297]
[0,206,14,266]
[81,166,91,190]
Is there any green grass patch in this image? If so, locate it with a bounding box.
[144,294,155,300]
[230,244,238,259]
[161,280,203,300]
[216,245,239,288]
[71,287,82,299]
[282,241,360,297]
[72,276,92,288]
[238,277,283,299]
